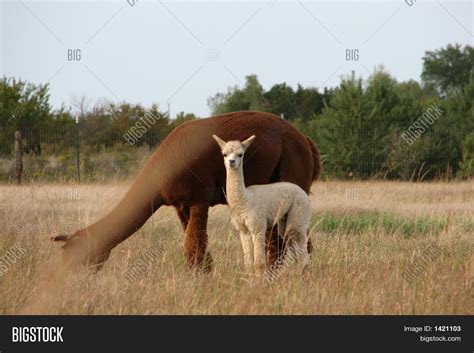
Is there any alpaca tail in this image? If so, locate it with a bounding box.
[306,136,322,181]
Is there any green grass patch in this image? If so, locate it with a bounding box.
[313,212,458,237]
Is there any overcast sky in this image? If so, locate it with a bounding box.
[1,0,472,117]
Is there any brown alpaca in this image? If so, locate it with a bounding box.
[53,111,321,271]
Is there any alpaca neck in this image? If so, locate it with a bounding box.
[225,166,248,210]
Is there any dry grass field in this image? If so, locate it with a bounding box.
[0,181,472,314]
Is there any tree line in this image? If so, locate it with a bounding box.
[208,44,473,180]
[0,43,472,180]
[0,83,197,156]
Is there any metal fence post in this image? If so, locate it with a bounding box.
[75,115,81,182]
[15,130,22,184]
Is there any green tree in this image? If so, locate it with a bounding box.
[263,83,297,119]
[244,74,264,111]
[315,73,366,178]
[0,77,52,155]
[459,132,474,178]
[207,86,248,115]
[315,70,413,178]
[207,75,264,115]
[174,111,197,125]
[143,103,172,148]
[427,77,474,177]
[421,44,474,97]
[294,85,326,121]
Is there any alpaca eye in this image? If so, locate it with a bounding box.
[238,154,243,158]
[223,154,227,157]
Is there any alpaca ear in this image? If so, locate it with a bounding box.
[212,135,227,150]
[241,135,256,150]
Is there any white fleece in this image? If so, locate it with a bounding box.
[213,135,312,275]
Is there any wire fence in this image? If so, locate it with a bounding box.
[0,120,171,183]
[0,115,471,183]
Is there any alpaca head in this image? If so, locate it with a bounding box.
[212,135,256,170]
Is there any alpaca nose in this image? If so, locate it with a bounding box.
[229,159,236,167]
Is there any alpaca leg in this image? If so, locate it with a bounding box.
[252,230,267,276]
[285,200,312,271]
[175,205,190,231]
[285,227,309,268]
[184,204,212,272]
[278,218,287,238]
[278,218,287,257]
[306,235,313,255]
[276,148,314,262]
[295,233,310,267]
[239,231,254,273]
[232,220,253,273]
[265,227,286,267]
[265,218,287,267]
[266,224,312,267]
[266,202,288,266]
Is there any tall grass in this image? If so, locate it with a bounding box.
[0,181,472,314]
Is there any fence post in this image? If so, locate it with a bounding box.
[75,115,81,182]
[15,130,22,184]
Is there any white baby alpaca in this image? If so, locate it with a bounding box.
[213,134,312,276]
